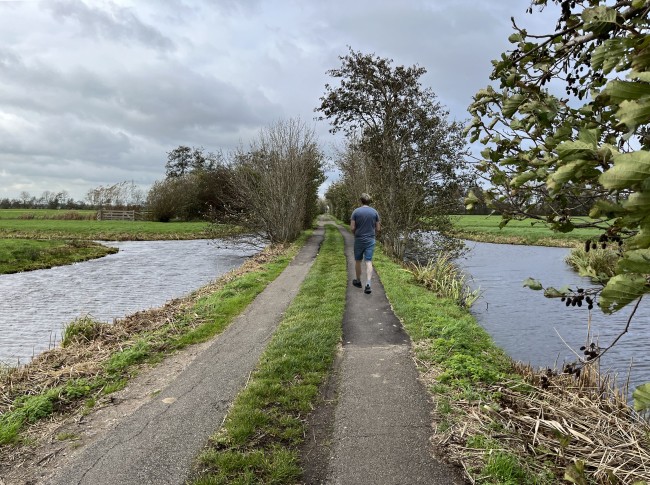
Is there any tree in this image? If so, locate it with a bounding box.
[19,191,31,207]
[165,145,218,178]
[317,48,470,259]
[230,118,324,243]
[466,0,650,409]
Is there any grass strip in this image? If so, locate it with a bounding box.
[0,239,118,274]
[192,224,346,485]
[0,235,308,447]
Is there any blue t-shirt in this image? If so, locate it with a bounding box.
[351,205,379,241]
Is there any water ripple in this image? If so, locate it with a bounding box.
[0,240,257,364]
[460,241,650,395]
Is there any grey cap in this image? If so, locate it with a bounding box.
[360,193,372,204]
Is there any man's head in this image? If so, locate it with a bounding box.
[360,193,372,205]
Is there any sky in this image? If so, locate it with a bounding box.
[0,0,560,202]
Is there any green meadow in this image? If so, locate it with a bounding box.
[450,214,602,247]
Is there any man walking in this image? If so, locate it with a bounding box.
[350,193,380,294]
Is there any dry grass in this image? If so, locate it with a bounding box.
[420,355,650,484]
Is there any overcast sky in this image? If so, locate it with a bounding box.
[0,0,559,201]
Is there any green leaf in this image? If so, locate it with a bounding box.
[599,151,650,190]
[589,199,625,218]
[555,141,597,161]
[577,128,600,146]
[523,277,543,290]
[544,287,566,298]
[629,70,650,83]
[618,98,650,131]
[623,191,650,212]
[502,94,526,118]
[602,80,650,104]
[511,171,537,188]
[617,249,650,274]
[564,460,587,485]
[582,5,617,24]
[556,221,575,233]
[547,160,586,192]
[591,39,628,75]
[599,274,647,314]
[632,382,650,412]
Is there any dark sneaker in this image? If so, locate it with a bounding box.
[364,284,372,294]
[352,279,362,288]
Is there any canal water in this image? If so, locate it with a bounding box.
[460,241,650,394]
[0,240,257,365]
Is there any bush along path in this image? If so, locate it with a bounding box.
[38,224,326,485]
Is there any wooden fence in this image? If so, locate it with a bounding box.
[96,210,152,221]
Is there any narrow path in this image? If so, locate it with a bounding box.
[321,225,466,484]
[45,226,325,485]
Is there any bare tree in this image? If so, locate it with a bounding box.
[230,118,324,243]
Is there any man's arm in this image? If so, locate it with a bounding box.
[375,221,380,234]
[350,219,356,235]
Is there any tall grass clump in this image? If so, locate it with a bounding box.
[565,246,618,283]
[62,316,106,347]
[408,253,480,308]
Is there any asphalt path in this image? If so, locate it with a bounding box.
[46,225,325,485]
[43,221,466,484]
[321,225,466,484]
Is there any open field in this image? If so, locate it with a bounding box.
[450,214,603,247]
[0,209,97,220]
[0,219,241,241]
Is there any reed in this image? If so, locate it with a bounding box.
[564,246,618,283]
[407,253,480,308]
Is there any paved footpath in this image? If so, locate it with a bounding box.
[46,226,325,485]
[321,226,466,484]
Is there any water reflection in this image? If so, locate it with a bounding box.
[0,240,257,364]
[460,241,650,394]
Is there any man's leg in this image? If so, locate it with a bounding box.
[352,239,363,287]
[365,259,373,286]
[363,241,376,294]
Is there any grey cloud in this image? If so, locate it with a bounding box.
[43,0,175,52]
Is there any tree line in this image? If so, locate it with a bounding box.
[148,118,324,244]
[0,181,145,210]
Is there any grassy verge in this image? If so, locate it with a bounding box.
[0,219,241,240]
[192,224,347,484]
[374,246,650,484]
[450,215,602,247]
[0,235,307,450]
[0,239,118,274]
